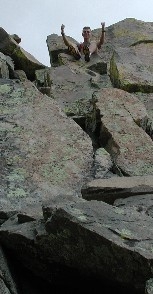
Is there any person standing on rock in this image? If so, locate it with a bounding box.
[61,22,105,62]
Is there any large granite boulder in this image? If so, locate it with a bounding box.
[94,88,153,176]
[0,78,93,217]
[1,196,153,292]
[110,44,153,92]
[92,18,153,67]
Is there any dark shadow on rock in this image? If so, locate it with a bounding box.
[3,247,143,294]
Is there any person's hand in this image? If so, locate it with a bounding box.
[61,24,65,33]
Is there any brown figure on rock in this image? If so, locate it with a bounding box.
[61,22,105,62]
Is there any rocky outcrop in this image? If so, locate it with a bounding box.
[110,44,153,92]
[0,27,46,80]
[1,18,153,293]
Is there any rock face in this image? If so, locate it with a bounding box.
[94,88,153,176]
[0,27,46,80]
[0,79,93,216]
[81,175,153,203]
[1,18,153,293]
[110,44,153,92]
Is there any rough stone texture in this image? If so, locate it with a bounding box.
[1,18,153,293]
[1,196,153,292]
[110,45,153,92]
[145,278,153,294]
[114,194,153,220]
[0,53,17,80]
[13,70,27,81]
[0,27,46,80]
[0,79,93,215]
[81,175,153,203]
[135,92,153,139]
[47,65,98,137]
[94,148,113,179]
[35,68,51,96]
[107,18,153,47]
[46,33,78,66]
[0,279,12,294]
[0,59,9,79]
[10,34,21,44]
[94,88,153,176]
[35,68,51,88]
[92,18,153,69]
[0,246,18,294]
[49,65,93,109]
[41,65,113,140]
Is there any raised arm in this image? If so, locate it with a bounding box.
[97,22,105,49]
[61,24,70,47]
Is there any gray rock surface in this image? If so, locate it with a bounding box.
[1,196,153,292]
[81,175,153,203]
[110,45,153,92]
[1,18,153,293]
[94,88,153,176]
[0,27,46,80]
[0,79,93,216]
[0,52,10,79]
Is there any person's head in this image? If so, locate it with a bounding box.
[82,26,91,41]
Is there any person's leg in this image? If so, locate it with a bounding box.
[83,45,90,62]
[68,42,81,60]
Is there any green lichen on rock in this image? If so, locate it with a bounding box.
[118,229,133,239]
[6,168,27,199]
[0,84,12,94]
[41,162,67,184]
[64,98,91,116]
[110,54,153,93]
[7,187,27,199]
[11,46,45,80]
[110,54,120,88]
[95,147,110,157]
[41,145,78,185]
[10,87,25,101]
[114,207,125,215]
[114,28,148,42]
[6,168,26,182]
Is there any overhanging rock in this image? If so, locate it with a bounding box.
[81,175,153,203]
[0,27,46,80]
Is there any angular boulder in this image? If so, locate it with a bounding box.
[110,44,153,92]
[81,175,153,203]
[1,197,153,292]
[0,79,93,215]
[94,88,153,176]
[0,27,46,80]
